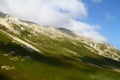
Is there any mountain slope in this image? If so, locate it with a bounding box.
[0,12,120,61]
[0,12,120,80]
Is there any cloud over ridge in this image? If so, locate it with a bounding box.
[0,0,107,42]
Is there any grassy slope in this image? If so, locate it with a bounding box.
[0,25,120,80]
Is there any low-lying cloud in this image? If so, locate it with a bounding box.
[0,0,107,42]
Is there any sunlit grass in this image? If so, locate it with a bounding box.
[0,24,120,80]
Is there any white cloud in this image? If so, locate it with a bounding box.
[106,13,115,20]
[63,20,107,42]
[0,0,87,27]
[0,0,107,42]
[91,0,102,3]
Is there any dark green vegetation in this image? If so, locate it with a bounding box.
[0,23,120,80]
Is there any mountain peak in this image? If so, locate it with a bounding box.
[57,27,77,37]
[0,12,8,18]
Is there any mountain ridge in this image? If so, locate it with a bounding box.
[0,12,120,80]
[0,12,120,61]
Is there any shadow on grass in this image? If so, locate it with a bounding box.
[0,42,73,68]
[79,56,120,69]
[0,73,10,80]
[0,41,112,74]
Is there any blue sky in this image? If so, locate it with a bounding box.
[0,0,119,49]
[83,0,120,49]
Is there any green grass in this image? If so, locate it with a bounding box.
[0,24,120,80]
[0,50,120,80]
[0,31,12,42]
